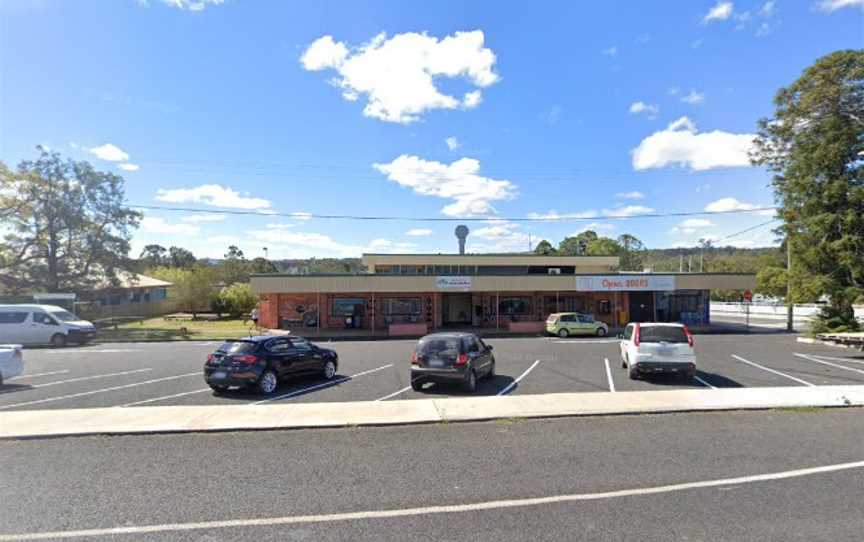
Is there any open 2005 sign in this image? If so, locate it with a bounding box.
[576,275,676,292]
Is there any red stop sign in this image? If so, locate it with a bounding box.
[743,289,753,302]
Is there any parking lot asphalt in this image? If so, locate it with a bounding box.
[2,332,864,411]
[1,408,862,541]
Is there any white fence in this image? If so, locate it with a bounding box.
[711,302,864,321]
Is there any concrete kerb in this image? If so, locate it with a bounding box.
[2,386,864,440]
[797,336,864,350]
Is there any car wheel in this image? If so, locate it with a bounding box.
[410,377,424,391]
[596,327,607,337]
[628,366,640,380]
[463,370,477,392]
[557,328,569,338]
[209,384,229,394]
[682,370,695,383]
[256,369,279,395]
[322,360,337,380]
[50,334,67,348]
[621,358,628,369]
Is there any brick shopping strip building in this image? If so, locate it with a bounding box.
[250,253,755,337]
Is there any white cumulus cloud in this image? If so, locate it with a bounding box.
[153,0,224,11]
[616,191,645,200]
[704,197,774,215]
[118,163,139,171]
[373,155,516,217]
[445,137,461,151]
[406,228,434,237]
[300,30,499,124]
[602,205,655,218]
[602,46,618,56]
[140,216,200,235]
[155,184,271,209]
[629,101,659,117]
[89,143,129,162]
[631,116,755,171]
[703,1,734,22]
[681,90,705,105]
[571,222,616,235]
[180,214,227,223]
[527,210,598,220]
[817,0,864,11]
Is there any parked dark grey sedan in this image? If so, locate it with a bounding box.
[410,332,495,392]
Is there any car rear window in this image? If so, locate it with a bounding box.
[216,341,258,354]
[417,337,462,357]
[639,326,688,343]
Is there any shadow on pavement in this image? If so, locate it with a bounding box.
[0,383,35,395]
[209,373,351,401]
[414,374,516,397]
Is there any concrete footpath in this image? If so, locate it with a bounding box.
[2,385,863,439]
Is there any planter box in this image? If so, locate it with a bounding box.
[508,321,545,333]
[389,323,428,336]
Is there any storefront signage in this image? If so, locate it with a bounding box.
[435,276,472,291]
[576,275,676,292]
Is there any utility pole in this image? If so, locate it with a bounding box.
[679,254,683,272]
[786,237,794,332]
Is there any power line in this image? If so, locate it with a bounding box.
[716,218,779,241]
[130,203,779,223]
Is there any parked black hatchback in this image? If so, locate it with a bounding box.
[410,332,495,392]
[204,335,338,395]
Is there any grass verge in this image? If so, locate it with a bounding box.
[95,317,258,342]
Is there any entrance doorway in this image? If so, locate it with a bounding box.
[441,293,472,326]
[628,292,655,322]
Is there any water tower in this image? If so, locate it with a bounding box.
[455,225,469,255]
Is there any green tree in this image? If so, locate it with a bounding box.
[220,282,258,319]
[150,266,215,318]
[168,246,197,269]
[218,245,249,284]
[0,148,141,292]
[755,266,788,299]
[585,237,620,256]
[249,256,279,274]
[618,234,645,271]
[751,49,864,331]
[533,239,557,255]
[558,231,598,256]
[139,244,168,268]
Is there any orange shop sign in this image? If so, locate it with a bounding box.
[576,275,676,292]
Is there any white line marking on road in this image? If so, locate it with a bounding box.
[810,354,864,366]
[251,364,393,405]
[551,339,618,344]
[4,459,863,541]
[41,349,142,355]
[7,370,70,381]
[693,376,717,389]
[0,372,200,410]
[731,354,815,387]
[794,353,864,377]
[603,358,616,393]
[497,360,541,396]
[375,386,412,401]
[0,369,152,395]
[118,388,211,407]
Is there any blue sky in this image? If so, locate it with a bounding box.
[1,0,861,259]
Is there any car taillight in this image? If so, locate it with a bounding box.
[633,324,640,347]
[455,354,469,366]
[411,352,419,365]
[683,325,694,347]
[206,354,215,364]
[234,354,257,364]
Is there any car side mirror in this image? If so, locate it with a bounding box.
[487,345,494,351]
[617,333,623,339]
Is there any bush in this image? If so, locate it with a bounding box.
[219,283,258,319]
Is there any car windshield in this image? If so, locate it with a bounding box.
[48,309,78,322]
[639,326,688,344]
[216,341,258,354]
[417,337,461,357]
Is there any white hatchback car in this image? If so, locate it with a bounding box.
[619,323,696,381]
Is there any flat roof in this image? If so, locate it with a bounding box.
[361,253,620,267]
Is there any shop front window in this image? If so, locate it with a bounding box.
[333,298,365,317]
[499,297,532,320]
[383,297,422,324]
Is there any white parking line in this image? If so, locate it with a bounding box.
[603,358,616,393]
[810,354,864,366]
[0,372,201,410]
[0,369,152,395]
[251,364,393,405]
[119,388,212,407]
[551,339,618,344]
[497,360,541,396]
[4,459,863,541]
[375,386,412,401]
[794,353,864,377]
[693,376,717,389]
[731,354,815,386]
[41,349,142,355]
[7,370,70,381]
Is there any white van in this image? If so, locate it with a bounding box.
[0,305,96,347]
